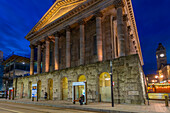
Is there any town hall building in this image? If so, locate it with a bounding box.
[14,0,146,104]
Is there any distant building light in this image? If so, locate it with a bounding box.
[152,80,157,83]
[22,62,25,64]
[155,75,158,78]
[160,75,164,78]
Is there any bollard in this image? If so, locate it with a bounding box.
[165,96,169,107]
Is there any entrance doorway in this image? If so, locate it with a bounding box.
[48,79,53,100]
[28,82,32,98]
[99,72,111,102]
[37,80,41,99]
[72,82,87,105]
[61,77,68,100]
[78,75,86,98]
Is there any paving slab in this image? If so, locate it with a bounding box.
[0,99,169,113]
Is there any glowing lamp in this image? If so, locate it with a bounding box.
[160,54,165,57]
[155,75,158,78]
[105,78,110,80]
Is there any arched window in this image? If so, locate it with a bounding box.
[61,77,68,100]
[99,72,111,102]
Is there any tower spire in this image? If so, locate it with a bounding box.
[156,43,167,70]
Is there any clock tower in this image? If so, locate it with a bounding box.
[156,43,167,70]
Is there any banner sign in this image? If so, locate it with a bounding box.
[32,84,37,98]
[72,82,85,86]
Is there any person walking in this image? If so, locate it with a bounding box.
[79,94,84,105]
[146,93,149,105]
[44,92,47,100]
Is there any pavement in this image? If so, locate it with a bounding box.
[0,99,170,113]
[0,101,100,113]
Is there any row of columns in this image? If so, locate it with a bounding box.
[30,4,129,75]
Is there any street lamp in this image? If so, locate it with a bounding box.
[110,61,114,107]
[155,75,158,79]
[160,75,164,78]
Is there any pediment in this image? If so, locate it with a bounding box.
[29,0,87,34]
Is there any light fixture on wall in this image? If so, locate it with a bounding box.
[105,78,110,80]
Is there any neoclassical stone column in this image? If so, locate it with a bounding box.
[79,20,85,65]
[95,12,103,61]
[54,32,59,70]
[29,45,34,75]
[45,37,50,72]
[42,46,45,73]
[112,16,117,59]
[66,26,71,68]
[115,0,125,57]
[127,26,131,55]
[123,14,130,55]
[37,41,42,74]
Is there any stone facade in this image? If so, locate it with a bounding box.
[14,55,145,104]
[14,0,146,105]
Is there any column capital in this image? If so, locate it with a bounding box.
[44,36,50,41]
[78,19,86,25]
[29,45,35,49]
[65,25,71,32]
[53,31,60,37]
[37,41,42,45]
[95,11,103,18]
[123,14,128,21]
[112,16,117,21]
[113,0,124,9]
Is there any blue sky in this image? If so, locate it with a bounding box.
[0,0,169,75]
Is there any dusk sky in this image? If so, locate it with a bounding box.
[0,0,169,75]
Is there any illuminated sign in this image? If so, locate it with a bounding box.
[32,84,37,98]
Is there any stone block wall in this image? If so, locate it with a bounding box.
[14,54,146,104]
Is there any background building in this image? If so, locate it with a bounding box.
[0,51,4,90]
[146,43,170,100]
[156,43,169,83]
[2,55,34,91]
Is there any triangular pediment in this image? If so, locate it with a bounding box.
[28,0,87,35]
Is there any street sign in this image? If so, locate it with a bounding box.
[113,82,114,86]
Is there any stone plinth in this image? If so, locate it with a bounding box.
[14,54,145,105]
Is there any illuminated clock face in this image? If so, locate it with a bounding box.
[160,54,165,57]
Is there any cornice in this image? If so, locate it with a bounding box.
[125,0,144,65]
[26,0,100,41]
[26,0,87,39]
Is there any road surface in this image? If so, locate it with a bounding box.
[0,101,102,113]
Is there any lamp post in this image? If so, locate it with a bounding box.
[110,61,114,107]
[5,80,8,99]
